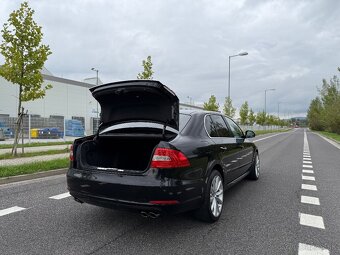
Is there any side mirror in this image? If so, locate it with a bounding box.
[245,130,256,138]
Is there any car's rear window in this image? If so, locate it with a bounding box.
[179,113,191,131]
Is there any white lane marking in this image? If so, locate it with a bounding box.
[299,213,325,229]
[301,195,320,205]
[314,132,340,150]
[302,170,314,174]
[0,206,26,217]
[303,161,312,164]
[303,156,311,158]
[303,158,312,161]
[252,132,289,142]
[298,243,330,255]
[303,152,310,155]
[49,192,71,200]
[302,184,317,191]
[231,160,237,163]
[302,175,315,181]
[303,165,313,168]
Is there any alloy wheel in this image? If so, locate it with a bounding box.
[209,175,223,217]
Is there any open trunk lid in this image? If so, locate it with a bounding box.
[90,80,179,133]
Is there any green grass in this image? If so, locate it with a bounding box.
[0,158,69,178]
[316,131,340,142]
[0,148,69,160]
[0,141,72,149]
[253,128,292,136]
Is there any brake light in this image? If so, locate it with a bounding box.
[69,144,74,161]
[150,148,190,168]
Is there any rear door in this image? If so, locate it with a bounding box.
[205,114,242,184]
[224,117,254,175]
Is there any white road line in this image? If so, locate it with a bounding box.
[314,132,340,150]
[302,170,314,174]
[302,175,315,181]
[49,192,71,200]
[252,132,288,142]
[302,184,317,191]
[303,165,313,168]
[298,243,329,255]
[303,158,311,161]
[299,213,325,229]
[303,161,312,164]
[0,206,26,217]
[303,155,311,158]
[301,195,320,205]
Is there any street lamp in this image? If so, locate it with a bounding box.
[228,51,248,99]
[91,68,99,119]
[264,88,276,115]
[277,102,283,119]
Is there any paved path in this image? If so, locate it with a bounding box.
[0,144,70,155]
[0,153,69,167]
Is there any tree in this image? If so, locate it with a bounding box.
[137,56,154,79]
[203,95,219,111]
[248,108,256,125]
[0,1,52,155]
[223,97,236,118]
[256,111,266,126]
[239,101,249,125]
[307,97,324,131]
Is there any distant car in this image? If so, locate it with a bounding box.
[67,80,259,222]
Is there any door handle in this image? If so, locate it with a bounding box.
[220,146,228,150]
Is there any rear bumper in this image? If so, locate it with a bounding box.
[67,168,203,214]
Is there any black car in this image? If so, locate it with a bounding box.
[67,80,259,222]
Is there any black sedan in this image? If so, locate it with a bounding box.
[67,80,259,222]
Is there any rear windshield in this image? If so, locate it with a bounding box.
[179,113,191,132]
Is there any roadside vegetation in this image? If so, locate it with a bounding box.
[203,96,290,126]
[307,73,340,137]
[0,158,69,178]
[254,128,291,136]
[0,141,72,149]
[0,148,69,160]
[316,131,340,142]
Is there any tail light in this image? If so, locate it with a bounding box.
[150,148,190,168]
[69,144,74,161]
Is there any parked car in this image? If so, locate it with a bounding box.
[67,80,259,222]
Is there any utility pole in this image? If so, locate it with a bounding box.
[228,52,248,100]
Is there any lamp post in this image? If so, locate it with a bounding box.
[228,52,248,99]
[264,88,275,115]
[91,68,99,119]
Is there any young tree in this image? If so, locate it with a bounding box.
[248,108,256,125]
[0,1,52,155]
[223,97,236,118]
[137,56,154,80]
[203,95,219,111]
[256,111,266,126]
[239,101,249,125]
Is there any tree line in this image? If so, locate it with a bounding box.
[307,74,340,134]
[203,96,288,126]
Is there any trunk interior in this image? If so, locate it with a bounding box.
[77,136,162,171]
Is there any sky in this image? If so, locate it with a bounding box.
[1,0,340,117]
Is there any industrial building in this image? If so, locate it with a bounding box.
[0,68,201,137]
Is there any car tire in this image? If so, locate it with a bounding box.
[194,170,224,223]
[247,152,260,180]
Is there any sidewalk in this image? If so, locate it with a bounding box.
[0,153,68,167]
[0,144,70,155]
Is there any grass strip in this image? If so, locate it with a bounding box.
[316,131,340,142]
[0,148,69,160]
[0,141,72,149]
[254,128,291,136]
[0,158,69,178]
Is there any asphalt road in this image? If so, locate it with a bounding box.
[1,129,339,255]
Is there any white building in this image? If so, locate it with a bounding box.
[0,68,202,136]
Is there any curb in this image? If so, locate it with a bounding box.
[0,168,67,185]
[313,132,340,150]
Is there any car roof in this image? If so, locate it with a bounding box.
[180,110,224,116]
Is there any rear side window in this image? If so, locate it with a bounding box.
[179,114,191,132]
[205,114,232,137]
[225,117,244,138]
[210,115,233,137]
